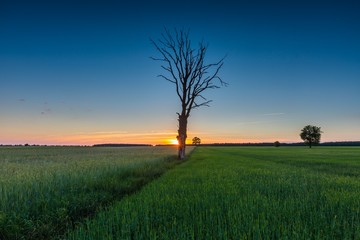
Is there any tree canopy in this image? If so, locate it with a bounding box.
[300,125,323,148]
[192,137,201,145]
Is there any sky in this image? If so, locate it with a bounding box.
[0,0,359,145]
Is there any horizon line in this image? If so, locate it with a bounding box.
[1,140,360,147]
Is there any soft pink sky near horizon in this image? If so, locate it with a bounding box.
[1,120,359,146]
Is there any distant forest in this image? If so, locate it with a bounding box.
[93,144,152,147]
[198,141,360,147]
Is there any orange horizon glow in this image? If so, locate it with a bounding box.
[0,134,255,146]
[0,131,184,146]
[1,130,359,146]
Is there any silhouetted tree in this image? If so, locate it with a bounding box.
[151,28,226,160]
[300,125,323,148]
[274,141,280,147]
[192,137,201,145]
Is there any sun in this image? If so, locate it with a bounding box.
[169,139,179,145]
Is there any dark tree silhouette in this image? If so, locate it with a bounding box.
[300,125,323,148]
[192,137,201,146]
[151,28,226,160]
[274,141,280,147]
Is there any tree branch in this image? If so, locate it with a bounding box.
[151,28,227,118]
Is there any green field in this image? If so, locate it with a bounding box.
[1,146,359,239]
[0,146,181,240]
[66,147,360,239]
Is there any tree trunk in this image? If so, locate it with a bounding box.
[177,115,187,160]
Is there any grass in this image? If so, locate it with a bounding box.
[0,146,186,240]
[65,146,360,239]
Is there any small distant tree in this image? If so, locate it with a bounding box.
[274,141,280,147]
[300,125,323,148]
[192,137,201,145]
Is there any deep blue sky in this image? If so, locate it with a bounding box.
[1,0,359,145]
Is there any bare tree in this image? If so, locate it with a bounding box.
[151,28,226,160]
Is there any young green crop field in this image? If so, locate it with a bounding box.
[66,147,360,240]
[0,146,181,240]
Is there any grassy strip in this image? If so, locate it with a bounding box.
[0,146,185,240]
[65,147,360,239]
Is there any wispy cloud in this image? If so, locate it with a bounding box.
[73,131,177,137]
[260,113,285,116]
[41,108,52,115]
[41,102,52,115]
[237,121,266,125]
[236,113,286,126]
[48,130,179,145]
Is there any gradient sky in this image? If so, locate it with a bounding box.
[1,0,359,145]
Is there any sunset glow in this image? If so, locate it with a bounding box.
[168,139,179,145]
